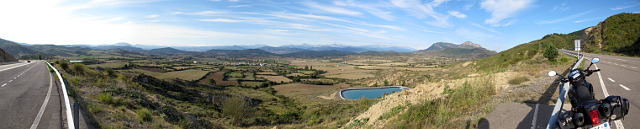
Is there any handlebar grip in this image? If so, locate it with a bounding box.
[592,69,601,72]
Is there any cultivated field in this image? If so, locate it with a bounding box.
[272,83,350,97]
[87,62,128,68]
[128,69,208,81]
[257,75,292,83]
[198,71,238,86]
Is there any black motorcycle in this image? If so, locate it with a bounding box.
[548,57,629,129]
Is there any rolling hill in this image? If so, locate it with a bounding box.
[0,48,17,62]
[416,41,497,59]
[580,13,640,56]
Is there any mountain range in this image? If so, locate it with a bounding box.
[416,41,497,59]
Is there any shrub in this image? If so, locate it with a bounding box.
[60,62,69,70]
[98,92,113,104]
[543,44,559,62]
[71,63,86,75]
[222,96,255,126]
[137,108,153,122]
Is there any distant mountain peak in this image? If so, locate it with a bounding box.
[424,41,484,51]
[460,41,481,48]
[114,42,133,46]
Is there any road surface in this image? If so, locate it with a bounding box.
[480,51,638,129]
[575,51,640,129]
[0,61,64,129]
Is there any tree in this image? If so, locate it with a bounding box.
[304,65,309,70]
[384,80,389,86]
[543,44,559,62]
[208,79,216,85]
[222,96,254,126]
[37,54,42,60]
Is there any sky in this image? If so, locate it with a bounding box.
[0,0,638,51]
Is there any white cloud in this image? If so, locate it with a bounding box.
[304,1,362,16]
[229,5,249,8]
[536,10,592,24]
[198,18,244,23]
[611,2,640,10]
[464,4,473,10]
[229,0,239,2]
[334,0,395,21]
[146,14,159,18]
[447,11,466,18]
[391,0,452,28]
[470,22,500,34]
[481,0,533,26]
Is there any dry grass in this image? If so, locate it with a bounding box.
[257,75,292,83]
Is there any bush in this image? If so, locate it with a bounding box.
[98,92,113,104]
[543,44,559,62]
[137,108,153,122]
[60,62,69,70]
[71,63,86,75]
[222,96,255,126]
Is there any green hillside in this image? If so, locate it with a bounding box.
[474,33,579,71]
[582,13,640,56]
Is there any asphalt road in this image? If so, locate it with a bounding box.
[0,61,64,129]
[480,51,639,129]
[573,51,640,129]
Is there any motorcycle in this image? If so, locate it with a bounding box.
[548,57,630,129]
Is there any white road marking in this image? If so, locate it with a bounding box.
[30,64,53,129]
[595,64,610,96]
[531,104,539,129]
[1,83,5,87]
[619,84,630,91]
[594,64,625,129]
[608,78,615,82]
[8,80,12,82]
[615,120,625,129]
[0,62,30,72]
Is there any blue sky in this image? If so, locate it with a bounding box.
[0,0,638,51]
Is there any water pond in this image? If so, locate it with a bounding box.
[340,86,409,100]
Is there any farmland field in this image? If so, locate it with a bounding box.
[87,62,128,68]
[257,75,292,83]
[128,69,208,81]
[272,83,350,97]
[198,71,238,86]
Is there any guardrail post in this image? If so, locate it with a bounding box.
[73,102,79,129]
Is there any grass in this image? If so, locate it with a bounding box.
[394,77,496,128]
[508,76,530,85]
[137,108,152,123]
[227,72,244,78]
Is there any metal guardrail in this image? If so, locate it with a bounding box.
[546,51,583,129]
[46,62,75,129]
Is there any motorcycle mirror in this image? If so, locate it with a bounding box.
[548,71,557,77]
[592,57,600,64]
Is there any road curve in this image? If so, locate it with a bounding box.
[0,61,64,129]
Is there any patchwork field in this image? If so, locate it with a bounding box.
[198,71,238,86]
[128,69,208,81]
[87,62,128,68]
[272,83,350,97]
[289,60,376,80]
[257,75,292,83]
